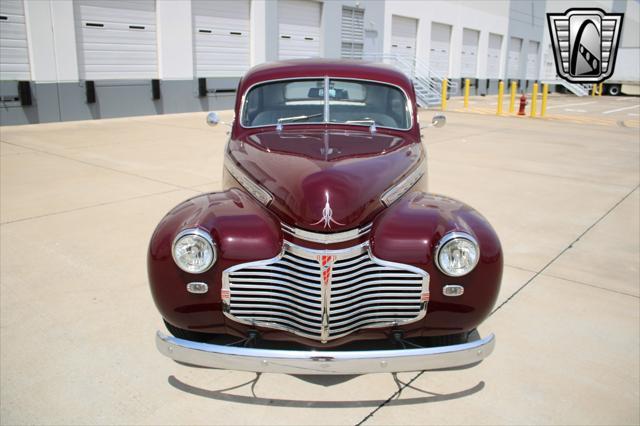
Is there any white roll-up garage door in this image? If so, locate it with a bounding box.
[507,36,522,79]
[75,0,158,80]
[278,0,321,60]
[430,22,451,77]
[0,0,30,80]
[486,33,502,78]
[341,6,364,59]
[526,40,539,80]
[193,0,250,77]
[461,28,479,77]
[391,15,417,59]
[543,43,556,79]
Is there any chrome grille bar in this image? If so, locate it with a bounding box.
[222,241,429,342]
[281,223,373,244]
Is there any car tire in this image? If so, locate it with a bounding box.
[606,84,621,96]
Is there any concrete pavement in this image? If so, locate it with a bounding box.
[1,96,638,425]
[447,92,640,128]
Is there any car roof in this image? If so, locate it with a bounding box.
[237,59,414,97]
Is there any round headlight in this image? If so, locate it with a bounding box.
[172,229,216,274]
[436,232,480,277]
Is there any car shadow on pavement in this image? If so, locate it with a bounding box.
[167,374,484,407]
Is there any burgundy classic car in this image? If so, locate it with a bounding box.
[149,59,502,375]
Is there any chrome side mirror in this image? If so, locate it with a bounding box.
[431,115,446,128]
[206,111,220,127]
[420,115,446,130]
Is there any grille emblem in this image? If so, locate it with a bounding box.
[312,191,344,229]
[317,255,336,342]
[318,255,336,287]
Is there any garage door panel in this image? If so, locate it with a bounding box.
[487,33,502,78]
[81,31,157,45]
[391,15,417,59]
[430,22,451,76]
[195,17,249,33]
[0,0,30,80]
[461,28,479,77]
[278,0,321,60]
[83,64,157,73]
[193,0,249,19]
[196,39,249,51]
[0,38,28,49]
[279,0,321,26]
[526,40,539,80]
[508,37,522,78]
[75,0,158,80]
[83,50,157,63]
[0,13,25,25]
[78,8,156,25]
[1,22,28,40]
[79,21,157,32]
[0,47,29,63]
[193,0,250,77]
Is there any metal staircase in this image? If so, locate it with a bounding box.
[363,53,458,107]
[541,79,591,96]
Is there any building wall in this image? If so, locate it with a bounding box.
[383,0,510,94]
[4,0,636,125]
[504,0,546,91]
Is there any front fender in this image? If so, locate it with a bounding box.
[148,189,282,331]
[371,192,502,335]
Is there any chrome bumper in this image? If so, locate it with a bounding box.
[155,331,495,375]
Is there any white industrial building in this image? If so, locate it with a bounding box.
[0,0,636,125]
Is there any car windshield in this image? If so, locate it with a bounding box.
[241,78,412,129]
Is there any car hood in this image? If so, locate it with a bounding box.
[228,129,423,232]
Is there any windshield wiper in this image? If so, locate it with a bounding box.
[344,119,377,134]
[344,119,376,125]
[277,113,323,124]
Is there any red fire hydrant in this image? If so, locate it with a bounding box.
[517,93,527,115]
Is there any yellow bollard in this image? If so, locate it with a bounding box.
[530,83,538,117]
[598,82,603,96]
[441,79,448,111]
[591,84,597,96]
[509,81,517,113]
[464,79,470,108]
[497,81,504,115]
[541,83,548,117]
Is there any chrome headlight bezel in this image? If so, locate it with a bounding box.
[435,232,480,277]
[172,228,217,274]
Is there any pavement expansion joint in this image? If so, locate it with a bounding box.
[539,273,640,299]
[489,184,640,318]
[1,139,194,191]
[0,188,190,226]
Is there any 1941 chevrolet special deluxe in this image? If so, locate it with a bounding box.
[149,59,502,375]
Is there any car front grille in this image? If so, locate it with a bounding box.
[222,242,430,342]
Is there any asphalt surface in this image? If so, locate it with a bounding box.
[1,94,638,425]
